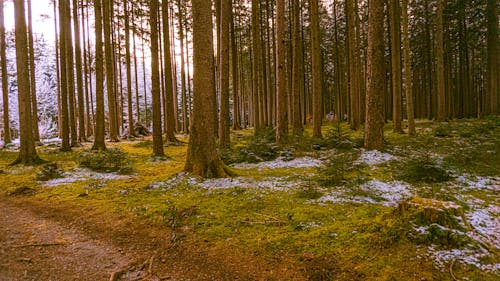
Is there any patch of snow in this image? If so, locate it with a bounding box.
[316,180,413,207]
[41,137,62,146]
[456,174,500,192]
[466,206,500,249]
[355,149,397,166]
[198,176,306,192]
[427,246,500,273]
[43,168,131,187]
[231,156,323,170]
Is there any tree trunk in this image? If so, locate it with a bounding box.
[150,0,165,157]
[291,0,303,136]
[58,0,71,151]
[72,0,86,142]
[251,0,262,132]
[92,0,106,150]
[123,0,134,138]
[364,0,385,151]
[401,0,415,135]
[0,0,10,145]
[436,0,446,121]
[185,0,227,178]
[27,0,40,142]
[230,1,241,130]
[177,0,189,134]
[12,0,40,164]
[390,0,403,133]
[346,0,360,130]
[310,0,322,138]
[276,0,288,142]
[219,0,231,148]
[161,0,177,142]
[103,0,119,141]
[81,0,92,137]
[487,0,498,114]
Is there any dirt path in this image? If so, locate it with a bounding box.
[0,198,303,281]
[0,200,145,281]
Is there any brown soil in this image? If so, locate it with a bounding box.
[0,197,303,281]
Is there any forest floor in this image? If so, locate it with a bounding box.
[0,117,499,281]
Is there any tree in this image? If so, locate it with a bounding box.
[103,0,119,141]
[0,0,10,145]
[230,0,241,131]
[27,0,40,142]
[124,0,134,138]
[310,0,322,138]
[185,0,227,178]
[251,0,262,132]
[291,0,303,136]
[219,0,230,148]
[72,0,86,142]
[364,0,385,150]
[58,0,71,151]
[12,0,40,164]
[177,0,189,133]
[162,0,178,142]
[390,0,403,133]
[92,0,106,151]
[486,0,498,115]
[150,0,165,157]
[276,0,287,142]
[435,0,446,121]
[346,0,360,131]
[402,0,415,135]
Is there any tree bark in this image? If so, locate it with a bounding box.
[310,0,322,138]
[150,0,165,157]
[161,0,177,142]
[486,0,498,114]
[185,0,227,178]
[72,0,86,142]
[276,0,288,142]
[0,0,10,145]
[103,0,119,141]
[219,0,231,148]
[401,0,415,135]
[436,0,446,121]
[12,0,40,164]
[291,0,303,136]
[364,0,385,151]
[92,0,106,150]
[346,0,360,130]
[390,0,403,133]
[27,0,40,142]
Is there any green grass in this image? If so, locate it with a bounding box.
[0,118,498,280]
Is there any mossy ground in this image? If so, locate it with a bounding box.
[1,117,498,280]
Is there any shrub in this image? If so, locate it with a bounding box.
[322,125,355,150]
[36,163,64,181]
[316,153,361,186]
[396,155,451,183]
[78,148,133,173]
[220,128,281,164]
[433,125,451,137]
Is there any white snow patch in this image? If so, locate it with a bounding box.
[456,174,500,192]
[43,168,131,187]
[466,206,500,249]
[199,176,306,191]
[317,180,413,207]
[355,149,397,166]
[231,157,323,170]
[427,246,500,273]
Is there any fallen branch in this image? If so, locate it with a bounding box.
[449,259,459,281]
[14,242,66,248]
